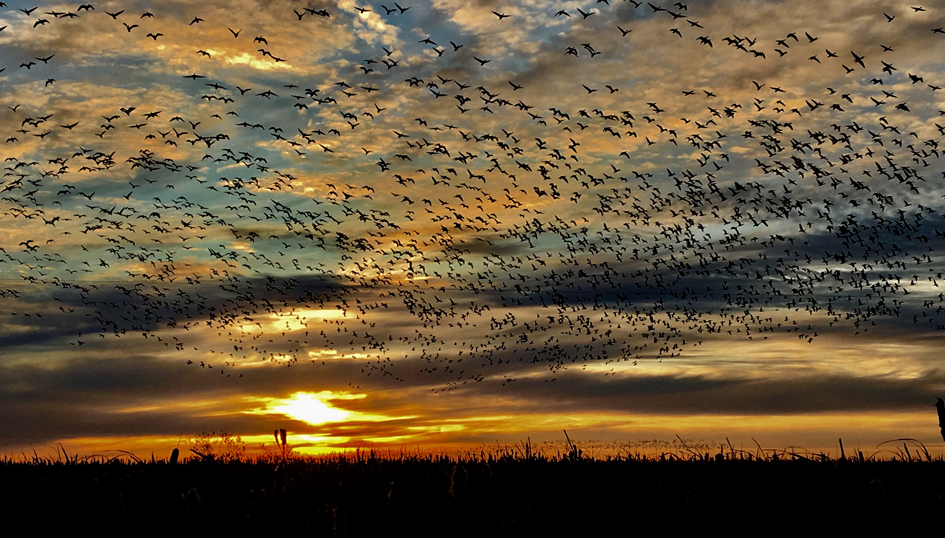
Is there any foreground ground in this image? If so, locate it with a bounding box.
[3,450,944,533]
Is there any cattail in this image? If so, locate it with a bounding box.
[936,397,945,443]
[275,428,288,462]
[170,448,179,464]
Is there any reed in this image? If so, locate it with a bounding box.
[3,441,945,533]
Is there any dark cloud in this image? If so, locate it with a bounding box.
[468,369,945,415]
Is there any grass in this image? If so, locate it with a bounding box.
[3,437,945,533]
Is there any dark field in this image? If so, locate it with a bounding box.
[3,447,945,534]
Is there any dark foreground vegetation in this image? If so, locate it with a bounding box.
[4,443,945,534]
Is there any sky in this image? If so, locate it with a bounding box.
[2,0,945,459]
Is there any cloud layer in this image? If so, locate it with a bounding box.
[2,0,945,456]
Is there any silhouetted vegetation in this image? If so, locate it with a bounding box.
[4,439,945,533]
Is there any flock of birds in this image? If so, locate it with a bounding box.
[2,1,945,391]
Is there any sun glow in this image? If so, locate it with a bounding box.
[266,308,347,333]
[254,391,362,426]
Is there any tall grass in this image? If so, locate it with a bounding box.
[7,434,943,465]
[3,438,945,533]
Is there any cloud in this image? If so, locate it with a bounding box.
[472,368,945,415]
[4,0,945,455]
